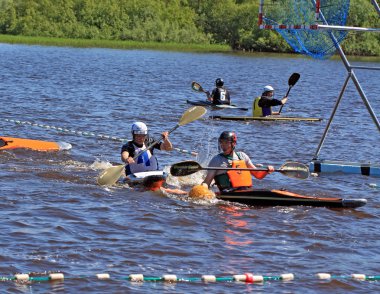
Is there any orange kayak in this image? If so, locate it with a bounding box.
[0,136,72,151]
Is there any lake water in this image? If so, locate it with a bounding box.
[0,43,379,293]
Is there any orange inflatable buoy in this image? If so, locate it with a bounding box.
[188,185,215,200]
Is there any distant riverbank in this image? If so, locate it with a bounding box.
[0,34,230,53]
[1,34,379,62]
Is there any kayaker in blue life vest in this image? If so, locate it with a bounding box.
[252,85,288,117]
[205,78,231,105]
[121,122,172,176]
[201,131,274,192]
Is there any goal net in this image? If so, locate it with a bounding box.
[258,0,350,59]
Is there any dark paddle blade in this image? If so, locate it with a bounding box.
[279,73,301,114]
[191,81,205,93]
[288,73,300,87]
[279,161,309,179]
[170,160,310,179]
[170,161,202,176]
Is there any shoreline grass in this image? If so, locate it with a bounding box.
[1,34,379,62]
[0,34,231,53]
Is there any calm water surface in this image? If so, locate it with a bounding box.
[0,44,379,293]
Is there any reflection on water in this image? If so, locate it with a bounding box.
[220,205,254,247]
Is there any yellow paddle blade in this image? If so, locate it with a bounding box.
[178,106,207,126]
[97,164,125,186]
[191,81,205,93]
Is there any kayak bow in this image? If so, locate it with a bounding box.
[0,136,72,151]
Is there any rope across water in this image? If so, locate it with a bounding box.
[4,118,198,156]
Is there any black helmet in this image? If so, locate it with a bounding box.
[215,78,224,87]
[219,131,237,144]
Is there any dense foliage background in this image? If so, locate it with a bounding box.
[0,0,379,56]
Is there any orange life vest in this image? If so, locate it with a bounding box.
[227,160,253,188]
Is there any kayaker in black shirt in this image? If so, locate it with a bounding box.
[121,122,172,176]
[206,78,231,105]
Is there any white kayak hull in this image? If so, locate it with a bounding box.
[127,171,166,183]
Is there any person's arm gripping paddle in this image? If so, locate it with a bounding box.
[248,162,275,179]
[160,131,172,151]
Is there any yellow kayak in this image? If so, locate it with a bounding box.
[0,136,72,151]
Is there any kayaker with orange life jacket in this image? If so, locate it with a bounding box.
[252,85,288,117]
[206,78,231,105]
[201,131,274,192]
[121,122,172,176]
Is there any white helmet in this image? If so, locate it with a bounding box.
[263,85,274,93]
[131,122,148,135]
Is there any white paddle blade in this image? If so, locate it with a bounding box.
[97,164,125,186]
[279,162,309,179]
[178,106,207,126]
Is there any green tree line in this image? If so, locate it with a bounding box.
[0,0,379,56]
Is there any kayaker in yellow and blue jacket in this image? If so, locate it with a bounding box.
[201,131,274,192]
[252,85,288,117]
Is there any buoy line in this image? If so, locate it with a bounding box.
[1,272,380,284]
[4,118,197,156]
